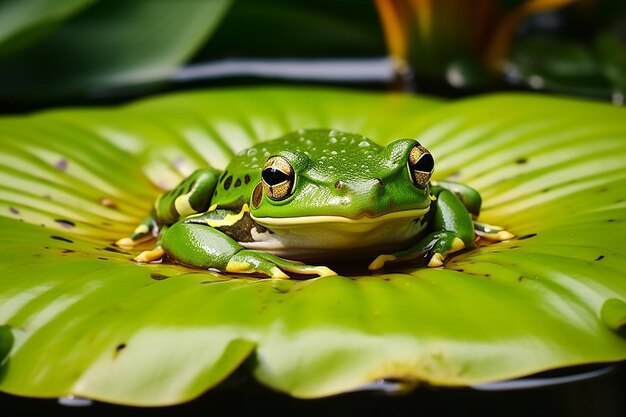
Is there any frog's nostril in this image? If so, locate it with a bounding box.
[334,180,344,190]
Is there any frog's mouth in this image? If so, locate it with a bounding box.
[245,207,430,260]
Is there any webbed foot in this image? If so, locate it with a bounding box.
[473,221,515,241]
[226,250,337,279]
[369,232,466,270]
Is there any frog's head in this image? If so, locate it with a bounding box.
[248,130,434,240]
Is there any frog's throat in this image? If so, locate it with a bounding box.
[245,206,431,261]
[250,206,430,227]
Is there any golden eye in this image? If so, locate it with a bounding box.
[408,143,434,188]
[261,156,295,200]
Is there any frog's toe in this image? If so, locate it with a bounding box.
[280,264,337,277]
[427,252,445,267]
[368,254,397,271]
[116,237,137,249]
[134,247,165,263]
[473,221,515,241]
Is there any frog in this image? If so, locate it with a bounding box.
[116,129,513,278]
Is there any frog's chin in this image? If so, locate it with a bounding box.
[245,207,430,261]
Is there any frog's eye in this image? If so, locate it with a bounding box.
[408,143,434,188]
[262,156,295,200]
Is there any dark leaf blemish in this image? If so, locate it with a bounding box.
[50,235,73,243]
[150,273,169,281]
[55,159,68,171]
[518,276,525,282]
[595,255,605,261]
[515,158,528,164]
[509,246,521,249]
[517,233,537,240]
[9,207,19,215]
[103,246,124,254]
[61,249,74,254]
[54,219,75,228]
[98,257,109,261]
[114,343,127,357]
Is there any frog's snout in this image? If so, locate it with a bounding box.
[333,178,385,195]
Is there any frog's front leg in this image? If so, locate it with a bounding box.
[369,189,475,270]
[434,180,514,242]
[116,168,221,255]
[161,220,336,279]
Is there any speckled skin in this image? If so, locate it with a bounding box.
[214,129,432,219]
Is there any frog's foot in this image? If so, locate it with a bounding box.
[369,231,467,270]
[134,246,165,263]
[116,216,158,249]
[473,221,515,242]
[226,250,337,279]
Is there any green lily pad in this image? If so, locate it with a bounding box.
[0,87,624,405]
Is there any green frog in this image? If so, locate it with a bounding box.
[117,129,513,278]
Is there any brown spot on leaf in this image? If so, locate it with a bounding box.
[55,219,75,228]
[50,235,73,243]
[55,159,68,171]
[99,198,118,209]
[150,273,169,281]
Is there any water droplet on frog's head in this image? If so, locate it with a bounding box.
[305,139,313,146]
[251,157,258,163]
[298,128,305,134]
[299,136,305,142]
[237,149,246,156]
[341,137,348,142]
[329,130,337,137]
[263,151,270,157]
[247,148,257,156]
[331,151,338,155]
[358,141,370,147]
[329,137,337,144]
[341,149,346,153]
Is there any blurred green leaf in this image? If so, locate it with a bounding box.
[0,326,13,363]
[509,37,612,98]
[0,0,96,58]
[595,30,626,96]
[0,87,625,405]
[194,0,384,60]
[0,0,232,103]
